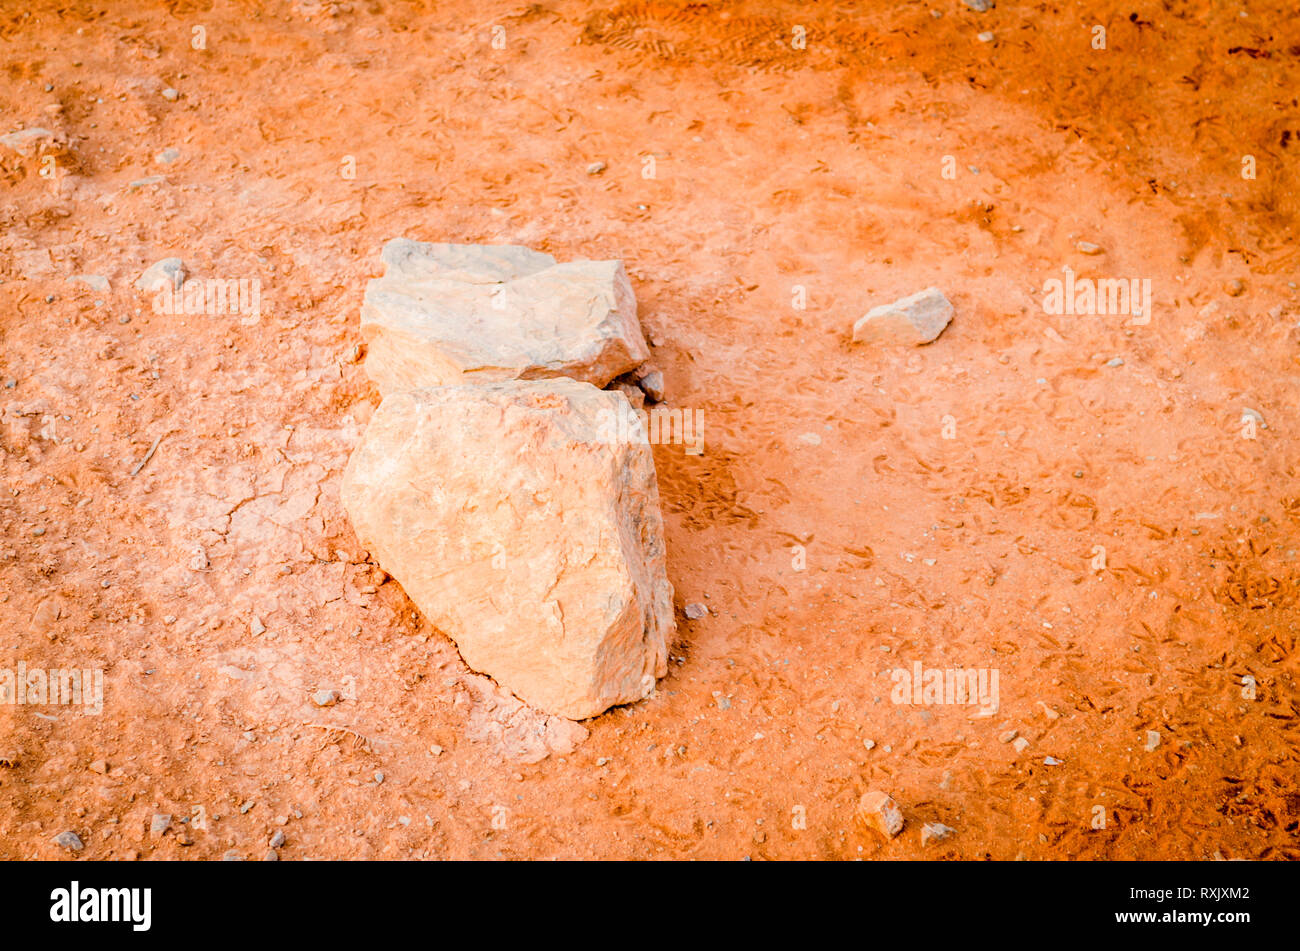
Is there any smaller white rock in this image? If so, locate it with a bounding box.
[853,287,953,346]
[921,822,955,845]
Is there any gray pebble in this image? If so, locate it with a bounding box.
[54,830,84,852]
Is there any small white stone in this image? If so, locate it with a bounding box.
[921,822,955,845]
[853,287,953,346]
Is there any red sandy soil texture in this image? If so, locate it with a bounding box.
[1,0,1299,860]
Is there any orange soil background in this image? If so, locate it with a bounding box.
[1,0,1298,859]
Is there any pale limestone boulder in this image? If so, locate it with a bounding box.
[341,378,674,719]
[361,239,650,397]
[852,287,953,346]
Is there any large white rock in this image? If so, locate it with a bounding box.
[361,239,651,397]
[341,378,674,719]
[852,287,953,346]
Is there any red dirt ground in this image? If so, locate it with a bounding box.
[1,0,1298,860]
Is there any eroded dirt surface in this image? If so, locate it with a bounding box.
[1,0,1298,860]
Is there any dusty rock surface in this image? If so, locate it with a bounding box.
[342,379,674,719]
[361,238,650,397]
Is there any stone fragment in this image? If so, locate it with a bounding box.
[635,368,665,403]
[857,790,904,838]
[360,239,650,396]
[342,378,674,719]
[921,822,955,845]
[0,127,57,157]
[852,287,953,346]
[134,257,186,293]
[54,830,84,852]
